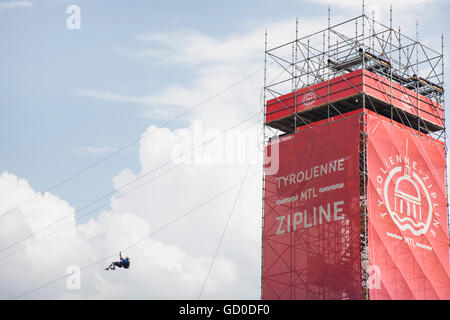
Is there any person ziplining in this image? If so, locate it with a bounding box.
[105,252,130,270]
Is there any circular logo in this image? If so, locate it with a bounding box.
[383,165,432,236]
[401,94,412,111]
[301,92,317,107]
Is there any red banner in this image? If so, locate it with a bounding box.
[262,114,362,300]
[367,113,450,299]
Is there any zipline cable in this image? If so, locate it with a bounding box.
[198,125,262,299]
[0,117,261,263]
[12,171,260,300]
[0,112,262,256]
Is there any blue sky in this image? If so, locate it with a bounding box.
[1,0,450,299]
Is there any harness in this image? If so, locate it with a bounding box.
[121,259,130,269]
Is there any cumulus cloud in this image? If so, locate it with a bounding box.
[0,99,262,299]
[0,170,245,299]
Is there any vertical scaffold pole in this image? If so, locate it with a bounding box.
[294,17,299,132]
[327,6,331,121]
[260,29,268,301]
[442,33,449,246]
[416,20,421,134]
[389,6,393,122]
[361,0,370,300]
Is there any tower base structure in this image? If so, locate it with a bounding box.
[262,109,450,300]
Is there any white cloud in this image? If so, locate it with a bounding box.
[0,171,243,299]
[74,89,182,120]
[306,0,446,38]
[90,18,329,126]
[0,1,32,10]
[75,89,152,106]
[134,29,263,66]
[309,0,443,9]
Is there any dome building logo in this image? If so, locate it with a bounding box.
[376,138,439,239]
[384,161,432,236]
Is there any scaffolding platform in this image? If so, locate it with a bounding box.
[266,69,444,133]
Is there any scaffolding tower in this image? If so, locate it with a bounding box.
[262,7,446,300]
